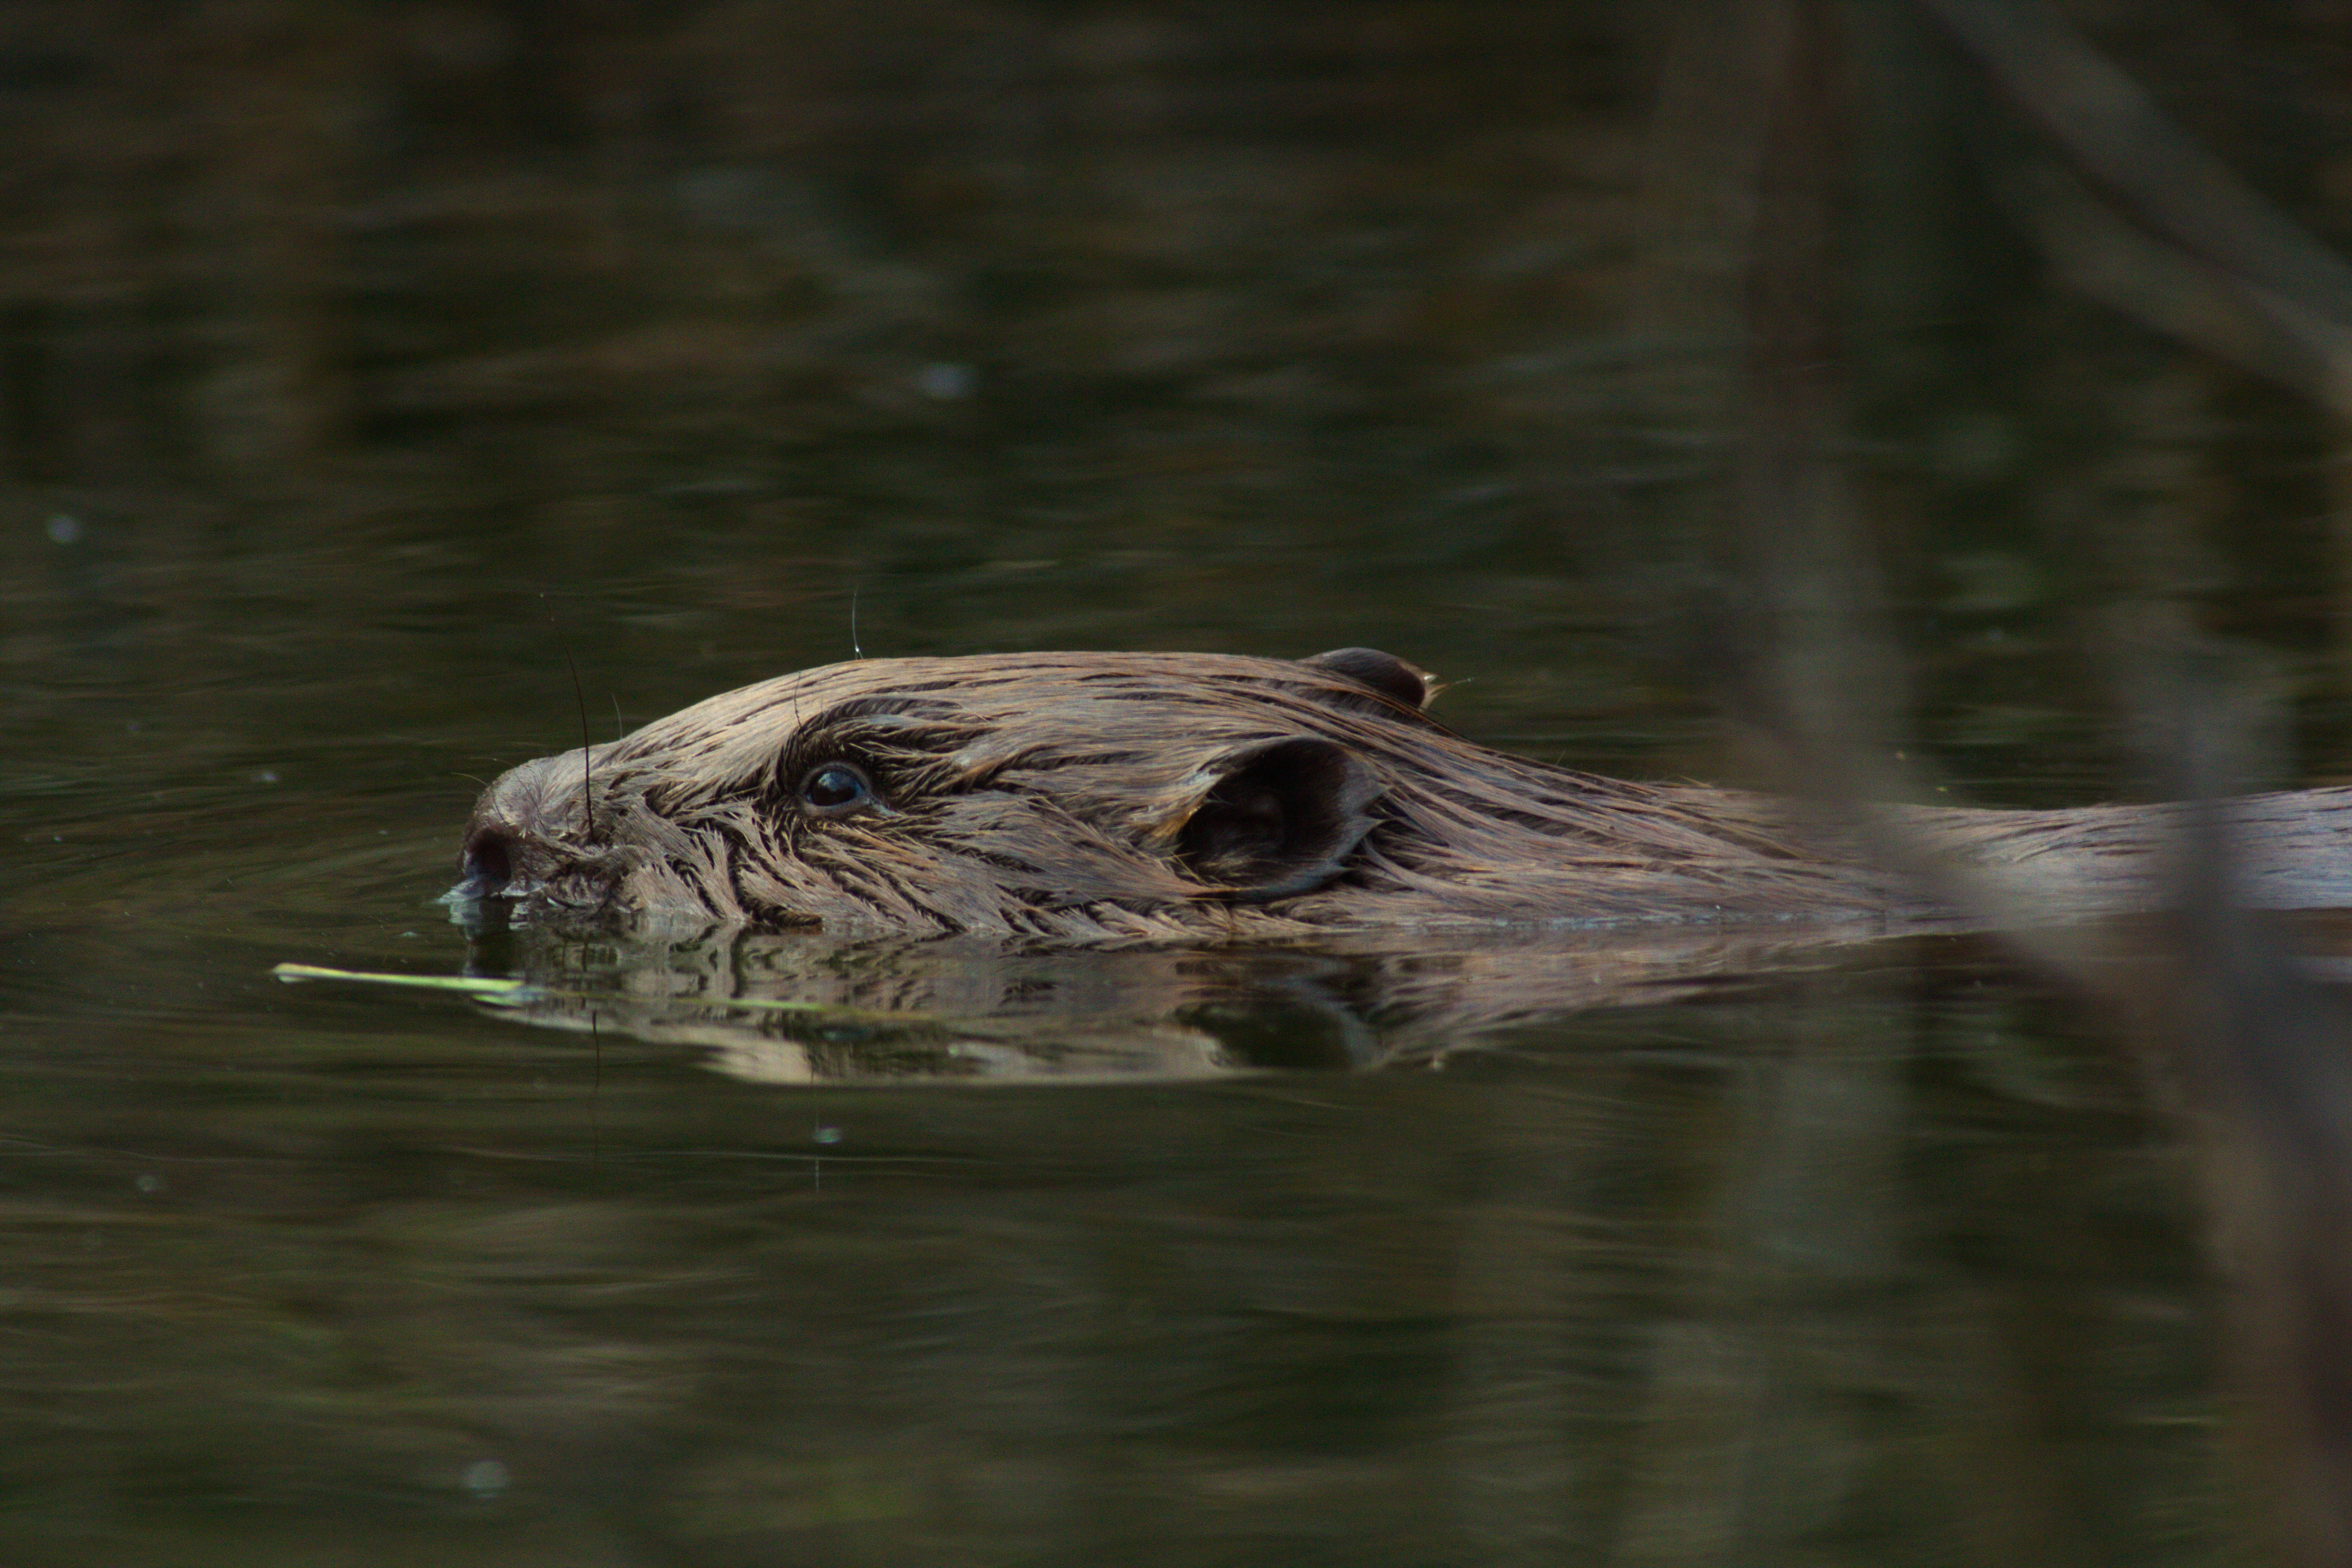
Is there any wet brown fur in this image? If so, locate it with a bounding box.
[458,650,2352,939]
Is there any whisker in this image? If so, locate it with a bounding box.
[543,599,598,845]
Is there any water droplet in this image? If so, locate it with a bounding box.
[916,362,973,400]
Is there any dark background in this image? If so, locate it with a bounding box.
[9,0,2351,794]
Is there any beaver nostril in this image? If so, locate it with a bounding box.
[461,828,515,893]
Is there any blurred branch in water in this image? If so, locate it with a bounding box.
[1706,0,2352,1561]
[1917,0,2352,706]
[1997,157,2352,414]
[1622,6,1968,1562]
[1727,0,1909,767]
[2132,668,2352,1568]
[1920,0,2352,414]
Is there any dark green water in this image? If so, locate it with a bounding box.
[0,475,2234,1568]
[9,2,2352,1562]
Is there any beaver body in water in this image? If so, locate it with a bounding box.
[455,647,2352,940]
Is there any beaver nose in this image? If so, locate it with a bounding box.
[455,751,580,897]
[458,824,518,898]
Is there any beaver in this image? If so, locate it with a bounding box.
[453,647,2352,940]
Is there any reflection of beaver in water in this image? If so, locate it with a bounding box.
[456,647,2352,939]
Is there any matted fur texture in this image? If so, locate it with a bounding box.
[456,649,2352,940]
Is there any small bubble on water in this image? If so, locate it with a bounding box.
[252,769,279,784]
[916,362,973,400]
[45,514,80,544]
[461,1459,510,1497]
[812,1125,844,1145]
[134,1173,162,1194]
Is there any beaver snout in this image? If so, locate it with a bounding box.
[453,806,566,905]
[452,751,609,907]
[455,823,519,898]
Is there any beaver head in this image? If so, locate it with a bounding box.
[455,647,1873,939]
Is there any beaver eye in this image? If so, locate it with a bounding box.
[798,761,877,816]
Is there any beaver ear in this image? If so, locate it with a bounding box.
[1175,737,1383,902]
[1302,647,1437,710]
